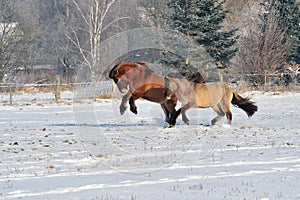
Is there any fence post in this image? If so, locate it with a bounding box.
[218,69,224,82]
[112,80,116,98]
[55,75,61,102]
[9,82,13,105]
[92,73,97,101]
[264,70,267,92]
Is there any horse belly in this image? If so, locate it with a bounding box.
[142,88,166,103]
[195,94,214,108]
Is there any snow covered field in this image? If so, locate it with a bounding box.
[0,91,300,199]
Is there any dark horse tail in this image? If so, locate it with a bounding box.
[231,92,258,117]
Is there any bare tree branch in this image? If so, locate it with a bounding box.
[234,1,291,86]
[67,0,130,74]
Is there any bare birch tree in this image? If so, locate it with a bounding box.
[66,0,131,76]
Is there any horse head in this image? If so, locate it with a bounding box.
[109,62,138,93]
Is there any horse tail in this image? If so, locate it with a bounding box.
[231,92,258,117]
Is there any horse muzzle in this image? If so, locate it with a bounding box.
[117,82,128,93]
[119,88,128,93]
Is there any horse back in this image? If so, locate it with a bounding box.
[194,82,233,107]
[129,64,165,89]
[130,66,170,103]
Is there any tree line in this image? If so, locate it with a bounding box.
[0,0,299,86]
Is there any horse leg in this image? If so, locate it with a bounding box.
[169,103,191,127]
[128,90,145,115]
[161,104,170,123]
[181,102,193,125]
[166,98,177,120]
[181,109,190,125]
[129,97,137,114]
[160,95,177,126]
[221,98,232,125]
[211,104,225,126]
[225,110,232,125]
[169,108,181,128]
[120,92,132,115]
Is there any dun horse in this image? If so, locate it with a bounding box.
[168,78,258,127]
[109,61,205,126]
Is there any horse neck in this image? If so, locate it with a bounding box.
[126,67,164,92]
[139,69,165,85]
[169,78,191,95]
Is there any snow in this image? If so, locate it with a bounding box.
[0,91,300,199]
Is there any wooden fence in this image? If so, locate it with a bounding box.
[0,76,115,105]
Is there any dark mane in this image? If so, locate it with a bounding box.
[167,71,205,83]
[109,61,155,79]
[135,61,155,73]
[109,62,137,78]
[109,63,119,78]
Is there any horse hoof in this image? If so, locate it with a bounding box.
[183,120,190,125]
[130,108,137,114]
[120,106,127,115]
[168,124,175,128]
[130,106,137,114]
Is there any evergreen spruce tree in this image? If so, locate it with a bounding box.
[166,0,238,68]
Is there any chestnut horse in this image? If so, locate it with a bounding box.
[109,61,205,126]
[109,61,177,124]
[168,78,258,127]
